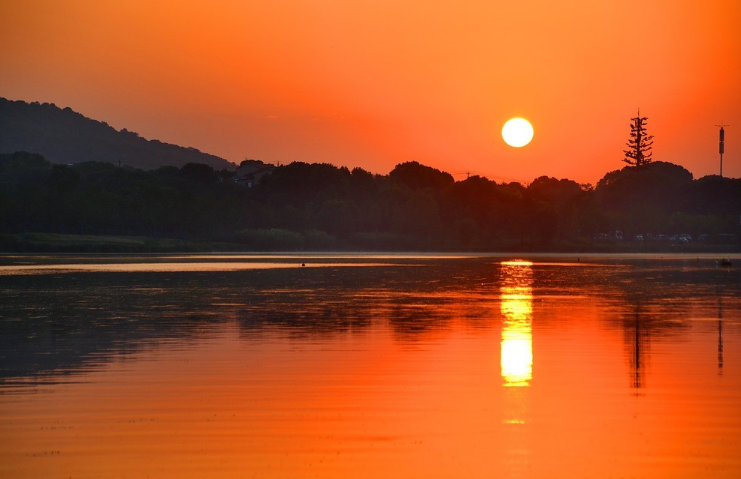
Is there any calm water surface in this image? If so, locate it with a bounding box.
[1,253,741,478]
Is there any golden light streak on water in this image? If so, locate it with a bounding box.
[500,260,534,387]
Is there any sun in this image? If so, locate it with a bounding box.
[502,118,534,148]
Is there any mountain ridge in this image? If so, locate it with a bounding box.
[0,97,235,170]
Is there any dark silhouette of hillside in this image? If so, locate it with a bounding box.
[0,97,235,170]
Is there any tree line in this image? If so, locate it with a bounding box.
[1,151,739,251]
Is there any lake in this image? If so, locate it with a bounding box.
[1,253,740,478]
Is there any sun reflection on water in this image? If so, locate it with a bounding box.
[500,260,534,388]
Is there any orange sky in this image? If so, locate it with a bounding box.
[1,0,739,184]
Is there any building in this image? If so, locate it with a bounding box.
[233,159,275,188]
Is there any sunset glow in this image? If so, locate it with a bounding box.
[502,118,534,148]
[1,0,739,183]
[500,260,534,387]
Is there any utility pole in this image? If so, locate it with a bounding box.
[715,124,729,177]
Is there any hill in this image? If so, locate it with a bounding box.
[0,97,235,170]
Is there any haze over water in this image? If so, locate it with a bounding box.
[1,254,741,478]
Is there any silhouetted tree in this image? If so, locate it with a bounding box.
[623,110,654,167]
[179,163,218,183]
[596,162,693,236]
[526,176,582,206]
[526,176,585,243]
[389,161,454,190]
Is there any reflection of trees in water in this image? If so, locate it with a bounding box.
[2,257,739,389]
[237,289,482,344]
[718,318,724,373]
[386,301,452,343]
[1,262,478,384]
[613,294,691,390]
[717,294,724,374]
[0,272,235,386]
[625,302,648,389]
[236,261,493,343]
[602,260,740,389]
[237,291,374,340]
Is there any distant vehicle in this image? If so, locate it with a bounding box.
[678,234,692,243]
[594,231,624,241]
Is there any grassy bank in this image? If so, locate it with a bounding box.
[1,232,739,254]
[0,233,218,252]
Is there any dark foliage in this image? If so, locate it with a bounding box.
[389,161,454,190]
[623,110,654,167]
[1,150,739,252]
[179,163,219,183]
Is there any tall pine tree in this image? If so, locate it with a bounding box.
[623,110,654,167]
